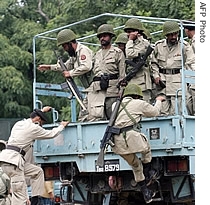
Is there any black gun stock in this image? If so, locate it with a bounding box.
[96,45,154,168]
[54,51,87,111]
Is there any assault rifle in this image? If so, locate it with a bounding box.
[96,45,154,167]
[54,51,87,112]
[125,47,166,89]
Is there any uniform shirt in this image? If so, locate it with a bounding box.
[41,181,54,199]
[151,39,195,79]
[112,97,162,154]
[90,45,126,97]
[151,39,195,95]
[93,45,125,78]
[50,43,93,88]
[125,36,152,90]
[190,35,195,53]
[0,118,64,170]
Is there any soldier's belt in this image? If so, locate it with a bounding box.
[6,145,26,156]
[93,74,118,81]
[159,68,180,74]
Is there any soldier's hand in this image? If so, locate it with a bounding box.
[26,198,31,205]
[60,121,69,127]
[128,31,138,40]
[38,65,50,71]
[156,95,166,102]
[63,71,70,78]
[154,77,161,85]
[41,106,52,112]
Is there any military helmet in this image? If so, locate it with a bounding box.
[123,84,143,97]
[97,24,115,38]
[142,28,152,40]
[162,21,180,36]
[124,18,144,32]
[115,33,128,44]
[57,29,77,46]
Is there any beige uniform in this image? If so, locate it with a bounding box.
[151,39,195,115]
[112,97,162,182]
[125,36,152,102]
[0,118,65,205]
[50,43,93,89]
[87,45,126,121]
[186,34,195,115]
[0,168,11,205]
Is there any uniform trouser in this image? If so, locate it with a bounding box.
[39,197,55,205]
[160,95,182,115]
[1,162,44,205]
[186,87,195,115]
[120,149,152,183]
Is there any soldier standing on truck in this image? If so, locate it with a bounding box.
[86,24,126,121]
[114,32,128,56]
[183,21,195,116]
[151,21,195,115]
[124,18,153,103]
[0,109,69,205]
[111,84,165,204]
[38,29,94,121]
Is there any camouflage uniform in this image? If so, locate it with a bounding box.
[87,24,126,121]
[151,21,195,115]
[124,18,153,102]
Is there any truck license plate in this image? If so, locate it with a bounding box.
[95,159,120,172]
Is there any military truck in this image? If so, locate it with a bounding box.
[32,14,195,204]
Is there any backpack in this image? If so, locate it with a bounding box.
[0,168,10,196]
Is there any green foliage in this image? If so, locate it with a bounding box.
[0,66,31,117]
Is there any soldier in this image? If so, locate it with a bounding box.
[87,24,126,121]
[0,140,11,205]
[183,21,195,115]
[183,21,195,53]
[38,29,94,121]
[114,32,128,56]
[0,109,69,205]
[151,21,195,115]
[111,84,165,204]
[124,18,153,103]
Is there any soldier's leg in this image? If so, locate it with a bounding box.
[1,163,28,205]
[24,163,44,198]
[104,97,117,120]
[120,154,144,182]
[87,91,106,121]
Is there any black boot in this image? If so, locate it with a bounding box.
[30,196,40,205]
[139,181,155,204]
[143,162,158,186]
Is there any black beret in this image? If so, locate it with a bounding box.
[183,21,195,30]
[33,109,48,122]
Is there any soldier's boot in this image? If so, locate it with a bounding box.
[139,180,155,204]
[143,162,158,186]
[30,196,40,205]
